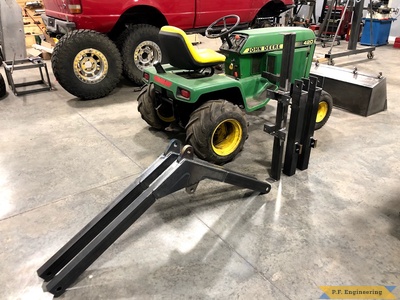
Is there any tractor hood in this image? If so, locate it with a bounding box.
[221,27,316,55]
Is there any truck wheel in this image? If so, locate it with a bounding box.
[120,24,163,85]
[0,73,6,98]
[137,84,174,130]
[186,100,248,164]
[315,90,333,130]
[52,29,122,100]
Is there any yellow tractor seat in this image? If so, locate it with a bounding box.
[159,26,226,70]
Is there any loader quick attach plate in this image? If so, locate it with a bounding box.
[37,139,271,297]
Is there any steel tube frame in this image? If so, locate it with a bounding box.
[264,33,296,181]
[283,80,307,176]
[324,0,376,61]
[38,140,271,297]
[3,58,52,96]
[37,140,182,282]
[297,76,321,170]
[264,33,320,179]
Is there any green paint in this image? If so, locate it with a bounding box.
[144,26,316,119]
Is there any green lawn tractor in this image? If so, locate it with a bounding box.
[138,15,333,164]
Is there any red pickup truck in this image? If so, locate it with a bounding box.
[41,0,293,99]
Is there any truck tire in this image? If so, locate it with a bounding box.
[137,84,174,130]
[315,90,333,130]
[120,24,163,85]
[52,29,122,100]
[186,100,248,164]
[0,73,6,98]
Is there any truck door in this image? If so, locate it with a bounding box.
[194,0,258,27]
[161,0,196,29]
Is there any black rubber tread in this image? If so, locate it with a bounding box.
[185,100,248,164]
[137,84,167,130]
[120,24,162,85]
[315,90,333,130]
[0,73,6,98]
[51,29,122,100]
[115,25,133,50]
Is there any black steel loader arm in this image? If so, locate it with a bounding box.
[37,140,271,297]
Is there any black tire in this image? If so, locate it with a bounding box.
[120,24,163,85]
[186,100,248,164]
[315,90,333,130]
[52,29,122,100]
[0,73,6,98]
[137,84,174,130]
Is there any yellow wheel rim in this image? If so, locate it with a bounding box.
[211,119,242,156]
[156,104,175,122]
[73,48,108,84]
[157,112,175,123]
[316,101,328,123]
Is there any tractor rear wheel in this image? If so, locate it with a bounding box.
[186,100,248,164]
[0,73,6,98]
[315,90,333,130]
[137,84,174,130]
[52,29,122,100]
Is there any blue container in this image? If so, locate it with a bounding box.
[360,18,393,46]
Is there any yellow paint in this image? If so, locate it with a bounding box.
[211,119,242,156]
[319,286,396,299]
[243,43,283,54]
[316,101,328,123]
[160,26,225,64]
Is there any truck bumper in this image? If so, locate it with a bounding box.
[41,14,76,34]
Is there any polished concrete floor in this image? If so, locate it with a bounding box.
[0,39,399,300]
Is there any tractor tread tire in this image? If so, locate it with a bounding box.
[185,100,248,164]
[120,24,162,85]
[315,90,333,130]
[52,29,122,100]
[0,73,6,98]
[137,84,166,130]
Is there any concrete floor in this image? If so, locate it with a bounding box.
[0,39,399,300]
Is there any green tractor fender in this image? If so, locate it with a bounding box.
[145,65,275,112]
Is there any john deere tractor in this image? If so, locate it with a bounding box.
[138,15,332,164]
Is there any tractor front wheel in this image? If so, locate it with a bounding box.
[315,90,333,130]
[137,84,174,130]
[186,100,248,164]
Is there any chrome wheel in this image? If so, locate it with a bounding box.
[73,48,108,84]
[134,41,162,71]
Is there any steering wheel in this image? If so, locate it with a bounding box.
[205,15,240,39]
